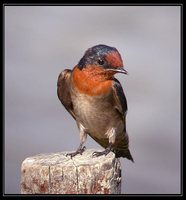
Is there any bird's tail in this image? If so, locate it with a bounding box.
[115,149,134,162]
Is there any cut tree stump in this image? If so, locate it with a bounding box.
[21,149,121,194]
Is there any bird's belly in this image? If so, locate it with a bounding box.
[72,93,121,139]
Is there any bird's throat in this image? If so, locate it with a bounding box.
[72,66,113,96]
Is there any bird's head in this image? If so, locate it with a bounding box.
[77,44,128,79]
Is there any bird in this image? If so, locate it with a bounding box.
[57,44,133,162]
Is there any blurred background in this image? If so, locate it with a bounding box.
[5,6,181,194]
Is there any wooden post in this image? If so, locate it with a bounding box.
[21,149,121,194]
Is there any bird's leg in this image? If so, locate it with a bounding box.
[66,141,86,158]
[92,128,116,157]
[66,123,87,158]
[92,143,113,157]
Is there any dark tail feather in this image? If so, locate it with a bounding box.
[125,149,134,162]
[115,149,134,162]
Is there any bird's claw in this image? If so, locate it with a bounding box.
[92,151,103,157]
[66,146,86,158]
[81,146,86,152]
[92,149,110,158]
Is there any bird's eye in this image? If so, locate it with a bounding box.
[98,59,104,65]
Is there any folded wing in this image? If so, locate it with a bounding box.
[57,69,76,119]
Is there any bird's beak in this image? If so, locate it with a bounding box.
[106,67,128,75]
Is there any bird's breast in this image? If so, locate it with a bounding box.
[71,85,122,139]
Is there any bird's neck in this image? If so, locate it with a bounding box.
[72,66,113,96]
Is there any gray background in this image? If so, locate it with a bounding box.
[5,6,181,194]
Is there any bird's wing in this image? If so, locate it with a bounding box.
[112,78,133,161]
[112,78,128,124]
[57,69,76,119]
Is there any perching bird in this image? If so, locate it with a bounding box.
[57,44,133,162]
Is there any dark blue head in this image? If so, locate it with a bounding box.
[78,44,118,66]
[77,44,127,74]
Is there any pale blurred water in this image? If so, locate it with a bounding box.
[5,6,181,194]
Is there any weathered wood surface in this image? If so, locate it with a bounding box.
[21,149,121,194]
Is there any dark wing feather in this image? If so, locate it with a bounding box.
[112,78,134,161]
[112,78,127,119]
[57,69,76,119]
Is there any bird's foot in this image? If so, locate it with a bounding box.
[92,147,111,158]
[66,146,86,158]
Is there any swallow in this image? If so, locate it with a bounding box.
[57,44,133,162]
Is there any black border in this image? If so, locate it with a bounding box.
[2,3,183,197]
